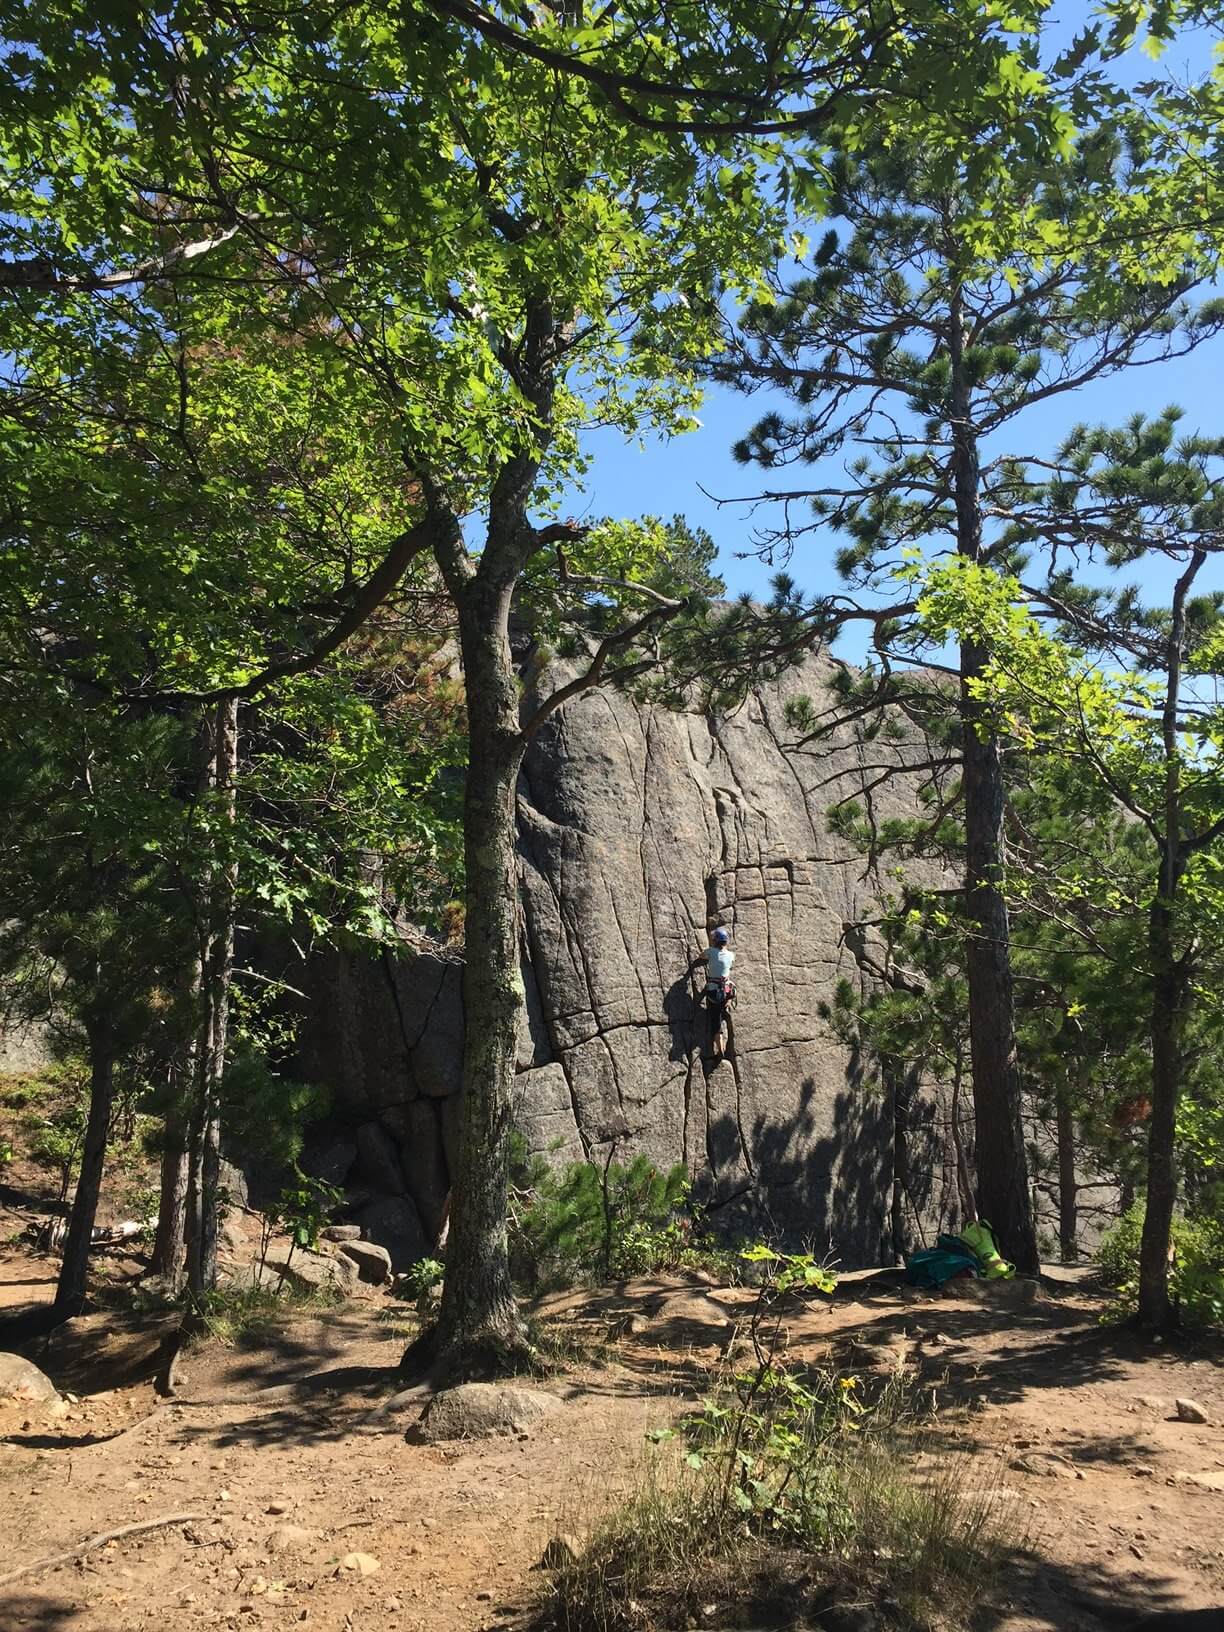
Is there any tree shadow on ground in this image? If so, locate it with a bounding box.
[0,1177,68,1216]
[814,1290,1218,1411]
[0,1300,65,1346]
[218,1306,383,1384]
[0,1592,84,1631]
[973,1544,1208,1630]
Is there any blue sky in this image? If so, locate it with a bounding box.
[568,8,1224,657]
[573,332,1224,603]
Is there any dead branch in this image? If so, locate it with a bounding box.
[0,1513,203,1589]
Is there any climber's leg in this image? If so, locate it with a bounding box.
[710,990,726,1060]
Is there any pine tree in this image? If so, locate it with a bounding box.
[715,131,1224,1273]
[985,410,1224,1323]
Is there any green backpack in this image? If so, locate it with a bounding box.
[959,1219,1015,1280]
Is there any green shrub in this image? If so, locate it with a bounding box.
[221,1048,329,1172]
[507,1138,729,1289]
[266,1167,342,1252]
[397,1256,445,1314]
[546,1250,1010,1632]
[651,1249,854,1544]
[0,1072,47,1110]
[22,1065,88,1186]
[1097,1201,1224,1328]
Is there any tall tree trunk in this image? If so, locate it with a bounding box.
[959,716,1036,1270]
[1137,549,1201,1330]
[152,991,199,1289]
[950,1052,976,1227]
[947,285,1038,1275]
[1139,927,1183,1325]
[54,1026,113,1316]
[889,1069,909,1264]
[1056,1081,1078,1263]
[187,698,239,1300]
[151,1104,191,1289]
[430,579,533,1373]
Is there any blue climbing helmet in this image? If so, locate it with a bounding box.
[712,927,729,946]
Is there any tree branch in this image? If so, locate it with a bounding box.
[0,229,240,293]
[520,597,682,739]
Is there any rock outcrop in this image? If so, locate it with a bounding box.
[297,651,947,1267]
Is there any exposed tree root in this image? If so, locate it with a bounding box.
[0,1513,203,1589]
[370,1319,540,1419]
[167,1382,302,1408]
[90,1404,169,1449]
[364,1380,435,1421]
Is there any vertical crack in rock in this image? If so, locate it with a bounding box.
[726,1046,756,1178]
[516,736,590,1158]
[684,716,724,860]
[681,1050,697,1169]
[631,701,669,1001]
[751,683,819,848]
[379,946,415,1059]
[603,874,652,1022]
[429,1095,452,1195]
[758,865,778,1016]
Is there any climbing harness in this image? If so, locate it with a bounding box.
[705,975,736,1010]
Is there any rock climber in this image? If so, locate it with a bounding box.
[690,925,735,1061]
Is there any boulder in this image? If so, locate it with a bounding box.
[410,1382,560,1443]
[957,1275,1045,1309]
[648,1293,734,1334]
[321,1223,362,1243]
[1175,1398,1210,1425]
[0,1352,59,1405]
[382,1098,450,1240]
[218,1210,248,1257]
[339,1239,393,1286]
[249,1244,361,1298]
[217,1157,250,1209]
[356,1195,428,1268]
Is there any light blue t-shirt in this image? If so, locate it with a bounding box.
[705,946,735,981]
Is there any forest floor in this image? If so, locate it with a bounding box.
[1,1191,1223,1632]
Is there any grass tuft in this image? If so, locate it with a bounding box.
[539,1370,1016,1632]
[188,1283,343,1348]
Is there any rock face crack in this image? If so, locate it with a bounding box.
[301,650,946,1263]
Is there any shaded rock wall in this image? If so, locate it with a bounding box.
[298,652,949,1267]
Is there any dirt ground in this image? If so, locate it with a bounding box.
[2,1210,1222,1632]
